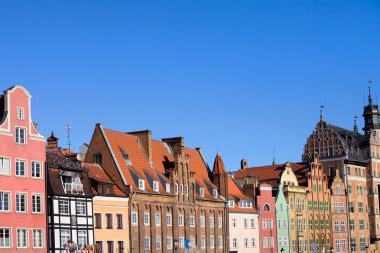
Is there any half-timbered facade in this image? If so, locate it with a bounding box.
[46,134,94,253]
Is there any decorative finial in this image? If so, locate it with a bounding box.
[368,80,373,105]
[272,149,276,165]
[353,116,358,133]
[320,105,325,121]
[51,131,55,137]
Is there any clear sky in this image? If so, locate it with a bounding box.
[1,1,379,171]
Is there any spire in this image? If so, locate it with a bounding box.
[272,149,276,165]
[353,116,358,133]
[212,152,228,175]
[368,80,373,105]
[320,105,325,121]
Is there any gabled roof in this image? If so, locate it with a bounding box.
[99,126,222,201]
[228,176,257,213]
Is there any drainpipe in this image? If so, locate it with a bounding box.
[129,191,136,253]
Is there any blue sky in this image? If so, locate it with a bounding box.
[1,1,379,171]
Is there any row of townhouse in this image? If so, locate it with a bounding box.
[2,84,380,253]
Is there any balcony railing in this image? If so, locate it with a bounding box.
[64,183,84,195]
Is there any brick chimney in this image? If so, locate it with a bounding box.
[128,130,152,163]
[241,159,248,170]
[47,131,60,153]
[162,137,184,155]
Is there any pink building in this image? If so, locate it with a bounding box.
[0,86,46,252]
[257,183,277,253]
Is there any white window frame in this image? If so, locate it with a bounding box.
[179,237,185,248]
[166,214,172,226]
[166,183,170,193]
[15,127,26,144]
[175,183,178,195]
[0,191,11,212]
[131,212,138,225]
[15,159,27,177]
[167,237,173,250]
[178,215,184,226]
[228,200,235,207]
[213,189,218,198]
[190,215,195,227]
[17,107,25,120]
[0,227,11,248]
[0,157,11,176]
[153,181,159,192]
[219,217,223,228]
[60,229,70,247]
[263,237,268,248]
[144,212,149,226]
[59,200,69,215]
[201,236,206,249]
[156,237,161,250]
[155,213,161,226]
[232,238,237,248]
[244,238,249,248]
[210,216,214,227]
[31,161,42,179]
[219,236,223,249]
[200,215,205,227]
[16,228,28,248]
[76,201,86,215]
[16,192,27,213]
[199,187,204,197]
[138,179,145,190]
[210,236,215,249]
[144,237,150,250]
[251,238,256,247]
[78,230,87,247]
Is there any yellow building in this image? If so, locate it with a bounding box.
[85,163,130,253]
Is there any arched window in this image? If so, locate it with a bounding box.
[336,185,341,195]
[264,204,270,211]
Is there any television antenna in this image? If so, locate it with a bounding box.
[65,124,72,155]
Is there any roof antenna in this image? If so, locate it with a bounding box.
[320,105,325,121]
[353,116,358,133]
[272,149,276,165]
[65,124,72,155]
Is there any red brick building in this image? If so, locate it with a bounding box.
[84,124,228,253]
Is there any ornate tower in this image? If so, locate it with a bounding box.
[363,81,380,135]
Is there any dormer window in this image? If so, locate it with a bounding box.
[17,107,24,120]
[120,147,132,165]
[138,179,145,190]
[228,200,235,207]
[164,143,172,154]
[61,173,84,195]
[166,183,170,193]
[238,200,252,208]
[213,189,218,198]
[153,181,159,192]
[199,187,204,197]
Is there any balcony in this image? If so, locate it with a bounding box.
[64,183,84,195]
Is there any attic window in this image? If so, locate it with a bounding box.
[199,187,204,197]
[120,148,132,165]
[166,183,170,193]
[94,153,102,164]
[17,108,24,120]
[138,179,145,190]
[213,189,218,198]
[153,181,159,192]
[263,204,270,211]
[228,200,235,207]
[164,143,172,154]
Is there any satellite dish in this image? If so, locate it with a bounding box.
[76,153,83,162]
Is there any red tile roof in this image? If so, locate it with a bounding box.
[228,176,257,212]
[212,153,228,175]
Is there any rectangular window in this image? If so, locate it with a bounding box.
[138,179,145,190]
[190,215,195,227]
[155,213,161,226]
[179,237,185,248]
[178,215,184,226]
[153,181,159,192]
[60,229,70,248]
[32,194,42,213]
[201,236,206,248]
[219,217,223,228]
[351,238,356,252]
[334,202,338,213]
[144,237,150,250]
[17,108,24,120]
[166,214,172,226]
[210,216,214,227]
[76,201,86,215]
[342,239,347,252]
[191,238,196,248]
[349,202,354,212]
[341,220,345,231]
[335,221,339,231]
[340,202,345,213]
[219,236,223,249]
[200,216,205,227]
[199,187,204,197]
[244,238,248,248]
[33,229,43,248]
[16,159,26,177]
[0,157,10,175]
[95,213,102,228]
[131,212,138,225]
[156,237,161,250]
[350,220,355,230]
[269,237,274,248]
[228,200,234,207]
[117,214,123,229]
[359,220,364,230]
[358,202,363,212]
[251,238,256,247]
[17,228,28,248]
[262,218,267,229]
[167,237,173,249]
[144,213,149,226]
[291,219,294,231]
[106,213,113,229]
[16,127,26,144]
[31,161,42,178]
[360,238,365,251]
[0,228,11,249]
[78,230,87,246]
[263,237,268,248]
[232,238,237,248]
[16,193,27,212]
[118,241,124,253]
[232,218,237,228]
[308,200,312,211]
[309,219,313,230]
[59,200,69,214]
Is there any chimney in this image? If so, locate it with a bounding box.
[128,130,152,163]
[241,159,248,170]
[47,131,59,152]
[162,137,184,155]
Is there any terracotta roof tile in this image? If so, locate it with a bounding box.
[212,153,228,175]
[228,176,257,212]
